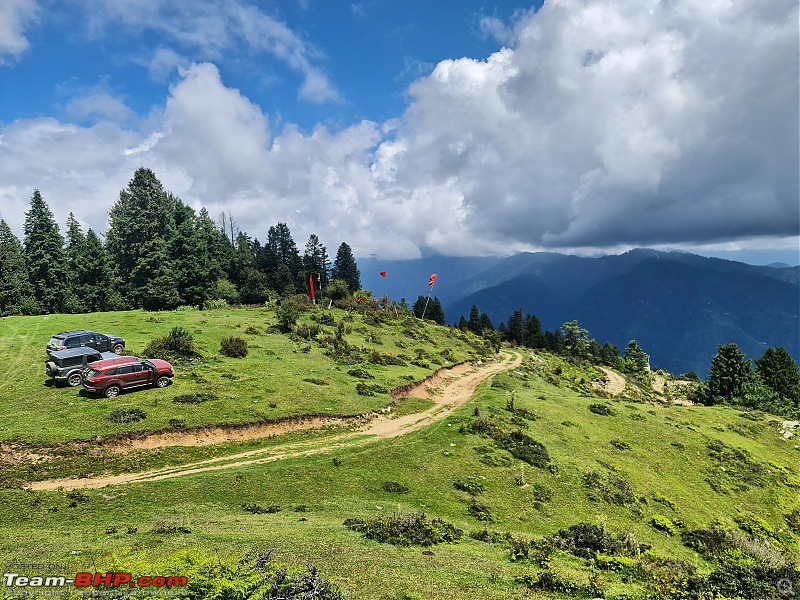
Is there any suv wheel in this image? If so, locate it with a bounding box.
[112,343,124,354]
[104,385,121,398]
[155,376,170,388]
[67,373,83,387]
[46,362,56,375]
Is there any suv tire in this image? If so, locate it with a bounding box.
[104,385,121,398]
[112,343,124,354]
[67,373,83,387]
[155,376,170,388]
[46,362,57,376]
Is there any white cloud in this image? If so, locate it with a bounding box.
[79,0,341,103]
[0,0,39,65]
[1,0,797,261]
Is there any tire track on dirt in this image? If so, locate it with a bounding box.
[29,351,522,491]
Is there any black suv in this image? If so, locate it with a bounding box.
[47,330,126,355]
[45,347,120,387]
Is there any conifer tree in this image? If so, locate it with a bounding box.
[23,190,67,314]
[331,242,360,293]
[706,343,753,404]
[0,220,37,315]
[756,347,800,403]
[106,167,179,309]
[75,229,117,312]
[303,234,329,289]
[63,212,87,312]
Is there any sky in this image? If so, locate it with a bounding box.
[0,0,798,264]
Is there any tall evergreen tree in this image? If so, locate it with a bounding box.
[524,314,545,348]
[707,343,753,404]
[505,308,526,345]
[755,347,800,403]
[467,304,481,333]
[623,340,649,372]
[260,223,303,293]
[106,167,180,309]
[412,295,445,324]
[23,189,67,314]
[63,212,87,312]
[231,232,269,303]
[171,202,218,307]
[74,229,117,312]
[0,220,37,315]
[303,234,329,290]
[331,242,360,292]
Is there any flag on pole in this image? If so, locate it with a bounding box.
[379,271,387,278]
[429,273,437,287]
[309,275,316,303]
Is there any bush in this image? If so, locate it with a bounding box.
[220,336,248,358]
[173,393,217,404]
[382,481,410,494]
[109,408,147,423]
[344,513,462,546]
[651,514,677,535]
[144,326,199,360]
[347,368,374,379]
[454,477,486,495]
[499,431,550,468]
[468,501,494,522]
[202,298,229,310]
[589,403,615,416]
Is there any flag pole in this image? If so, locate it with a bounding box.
[421,274,436,320]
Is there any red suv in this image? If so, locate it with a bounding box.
[83,357,175,398]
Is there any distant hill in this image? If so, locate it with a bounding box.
[360,249,799,378]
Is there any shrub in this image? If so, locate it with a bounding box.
[468,501,494,522]
[344,513,462,546]
[220,336,248,358]
[454,477,486,495]
[173,392,217,404]
[610,439,631,450]
[382,481,410,494]
[786,508,800,533]
[589,403,615,416]
[356,382,387,396]
[303,378,328,386]
[499,431,550,468]
[548,522,648,559]
[651,514,677,535]
[144,326,198,360]
[202,298,229,310]
[347,368,374,379]
[109,408,147,423]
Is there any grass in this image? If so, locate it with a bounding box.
[0,309,798,599]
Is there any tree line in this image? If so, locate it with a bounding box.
[0,167,362,315]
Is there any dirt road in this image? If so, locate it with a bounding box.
[29,351,522,491]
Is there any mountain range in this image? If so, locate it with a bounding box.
[361,249,799,377]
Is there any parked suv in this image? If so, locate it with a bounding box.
[83,357,175,398]
[47,330,126,355]
[45,348,133,387]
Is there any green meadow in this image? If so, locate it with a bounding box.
[0,306,798,599]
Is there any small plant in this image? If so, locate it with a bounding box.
[151,521,191,534]
[347,368,374,379]
[454,477,486,495]
[468,501,494,522]
[610,439,631,450]
[303,378,328,386]
[651,514,677,535]
[220,336,248,358]
[589,403,615,416]
[168,418,186,429]
[173,392,217,404]
[382,481,410,494]
[244,325,262,335]
[344,513,462,546]
[202,298,229,310]
[109,408,147,423]
[144,326,198,360]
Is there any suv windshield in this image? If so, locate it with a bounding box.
[48,337,63,347]
[86,368,101,378]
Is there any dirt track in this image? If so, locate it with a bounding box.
[29,351,521,491]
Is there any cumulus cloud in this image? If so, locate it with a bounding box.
[1,0,797,260]
[0,0,39,65]
[79,0,340,103]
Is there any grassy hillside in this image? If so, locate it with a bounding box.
[0,307,798,599]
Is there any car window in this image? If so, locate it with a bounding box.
[65,337,80,348]
[131,364,145,372]
[87,369,101,377]
[47,337,61,347]
[63,357,80,367]
[118,365,135,374]
[79,334,94,344]
[87,355,101,363]
[104,368,118,376]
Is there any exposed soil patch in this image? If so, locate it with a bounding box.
[27,351,522,491]
[594,367,626,396]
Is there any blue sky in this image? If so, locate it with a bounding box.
[0,0,798,264]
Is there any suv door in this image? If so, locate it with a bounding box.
[95,334,110,351]
[115,365,137,389]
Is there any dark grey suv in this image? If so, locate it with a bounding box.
[45,347,120,387]
[47,330,126,355]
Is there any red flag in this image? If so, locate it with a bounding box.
[379,271,387,278]
[357,297,363,303]
[309,275,315,302]
[429,273,437,287]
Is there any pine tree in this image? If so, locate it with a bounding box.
[412,295,445,324]
[303,234,329,289]
[63,213,87,312]
[524,314,544,348]
[755,347,800,403]
[106,168,179,309]
[707,343,754,404]
[505,308,525,345]
[623,340,649,372]
[467,304,481,333]
[231,232,269,303]
[23,190,68,314]
[75,229,117,312]
[0,220,37,315]
[331,242,361,293]
[172,202,218,307]
[260,223,303,294]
